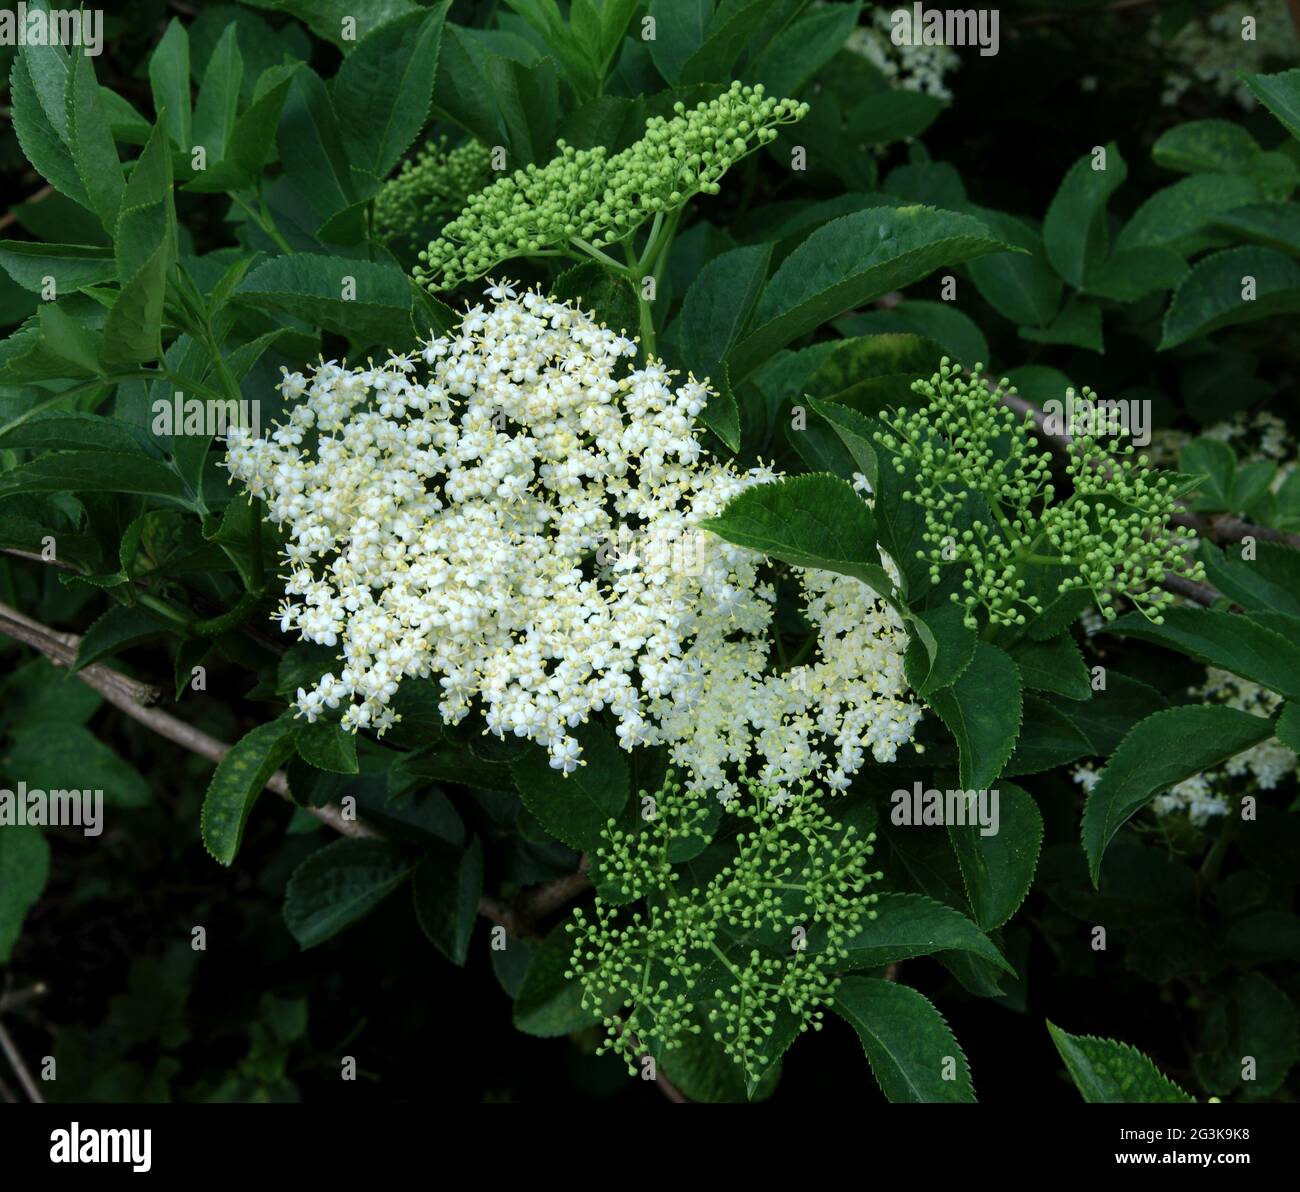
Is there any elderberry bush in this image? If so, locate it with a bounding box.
[0,0,1298,1118]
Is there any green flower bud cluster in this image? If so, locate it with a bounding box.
[414,81,808,291]
[374,136,492,252]
[566,772,880,1086]
[875,360,1204,629]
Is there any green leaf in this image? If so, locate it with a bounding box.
[805,396,879,487]
[0,452,188,502]
[842,892,1013,974]
[1198,540,1300,617]
[927,641,1022,790]
[1106,605,1300,701]
[728,206,1011,382]
[948,781,1042,931]
[511,721,629,851]
[1161,246,1300,349]
[0,241,116,293]
[1153,119,1262,173]
[750,0,861,96]
[674,240,771,386]
[1081,706,1275,884]
[148,19,193,153]
[295,721,359,775]
[1193,973,1298,1096]
[513,920,591,1036]
[233,253,413,347]
[962,205,1061,327]
[412,837,483,966]
[1213,202,1300,257]
[190,24,243,162]
[1043,143,1125,288]
[833,976,974,1103]
[1276,701,1300,753]
[701,472,896,600]
[186,63,301,194]
[1115,174,1260,255]
[1019,300,1103,353]
[1006,694,1094,776]
[66,52,123,233]
[0,826,49,964]
[903,602,976,698]
[552,262,639,341]
[284,838,415,949]
[1011,634,1090,700]
[334,6,449,178]
[1047,1022,1194,1103]
[9,34,89,210]
[646,0,712,86]
[276,68,356,222]
[6,722,150,808]
[201,718,299,866]
[1242,67,1300,142]
[72,605,165,672]
[1045,671,1166,756]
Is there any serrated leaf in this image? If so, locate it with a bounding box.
[1047,1022,1194,1103]
[201,718,299,865]
[700,472,895,601]
[1242,67,1300,142]
[1043,143,1125,288]
[1081,705,1275,884]
[283,838,415,949]
[728,205,1011,382]
[833,976,975,1103]
[295,720,359,774]
[842,892,1013,974]
[1011,634,1090,700]
[233,253,412,348]
[511,721,629,851]
[1161,246,1300,349]
[1106,605,1300,701]
[412,837,483,966]
[513,919,591,1036]
[0,452,188,502]
[948,781,1042,931]
[334,6,449,178]
[72,605,165,672]
[927,641,1022,790]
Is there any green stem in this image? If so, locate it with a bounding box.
[569,237,627,274]
[229,190,294,255]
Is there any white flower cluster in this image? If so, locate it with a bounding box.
[1154,0,1297,110]
[1072,666,1298,826]
[846,8,960,100]
[223,285,920,799]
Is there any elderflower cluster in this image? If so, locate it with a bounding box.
[374,137,492,252]
[414,82,807,289]
[567,772,881,1084]
[224,286,919,795]
[845,6,960,99]
[875,361,1204,629]
[1154,0,1297,110]
[1073,666,1298,826]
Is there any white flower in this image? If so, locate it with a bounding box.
[224,284,921,795]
